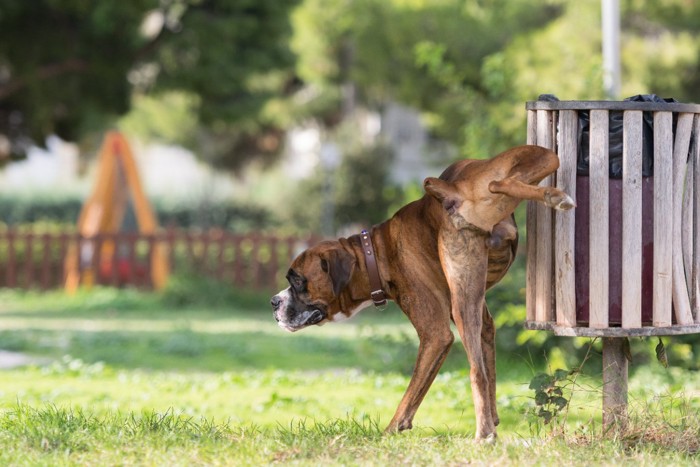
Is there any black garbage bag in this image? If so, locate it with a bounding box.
[577,94,678,178]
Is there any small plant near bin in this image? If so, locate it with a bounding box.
[526,368,578,433]
[524,340,598,435]
[524,338,675,436]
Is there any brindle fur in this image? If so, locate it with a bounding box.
[272,145,574,440]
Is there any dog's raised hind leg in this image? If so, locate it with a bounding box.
[488,178,575,211]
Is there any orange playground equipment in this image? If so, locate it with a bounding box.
[64,131,168,292]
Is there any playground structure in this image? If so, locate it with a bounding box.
[64,132,168,292]
[524,99,700,428]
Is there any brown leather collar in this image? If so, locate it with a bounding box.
[360,229,387,308]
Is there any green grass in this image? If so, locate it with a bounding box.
[0,287,699,465]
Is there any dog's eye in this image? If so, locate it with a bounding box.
[286,269,307,293]
[320,258,329,273]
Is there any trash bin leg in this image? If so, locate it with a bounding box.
[602,337,628,431]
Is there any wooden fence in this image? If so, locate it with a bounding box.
[0,229,319,292]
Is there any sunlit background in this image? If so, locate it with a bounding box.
[2,1,700,237]
[1,1,700,464]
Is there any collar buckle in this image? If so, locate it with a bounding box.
[361,229,388,309]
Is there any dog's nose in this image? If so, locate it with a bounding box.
[270,295,282,310]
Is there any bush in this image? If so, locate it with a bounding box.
[0,196,276,232]
[0,197,82,226]
[161,272,270,310]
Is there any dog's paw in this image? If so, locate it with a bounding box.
[475,431,498,444]
[545,191,576,211]
[384,419,413,435]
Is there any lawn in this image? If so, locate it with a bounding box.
[0,287,699,465]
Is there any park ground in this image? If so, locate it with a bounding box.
[0,286,699,465]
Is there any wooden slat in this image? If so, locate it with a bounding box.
[527,110,537,145]
[110,234,120,287]
[7,230,16,288]
[234,236,245,285]
[526,110,538,322]
[682,124,695,313]
[25,233,34,288]
[268,237,279,289]
[90,236,102,286]
[535,109,554,323]
[126,233,138,285]
[40,233,52,289]
[216,234,226,281]
[589,110,609,329]
[621,110,643,328]
[671,113,694,325]
[527,100,700,113]
[555,110,578,327]
[252,235,263,289]
[653,111,674,327]
[58,232,70,287]
[526,320,700,337]
[201,234,211,273]
[145,235,155,288]
[166,228,177,272]
[693,116,700,322]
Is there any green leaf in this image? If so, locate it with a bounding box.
[534,390,549,406]
[538,408,553,424]
[529,373,554,391]
[553,369,570,381]
[552,396,568,410]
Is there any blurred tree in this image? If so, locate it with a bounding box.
[290,0,700,162]
[619,0,700,103]
[290,0,565,159]
[284,115,399,233]
[0,0,299,169]
[4,0,696,172]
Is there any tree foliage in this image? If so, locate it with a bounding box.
[2,0,700,171]
[291,0,564,158]
[290,0,700,161]
[0,0,300,168]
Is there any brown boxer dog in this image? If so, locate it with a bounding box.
[271,145,574,440]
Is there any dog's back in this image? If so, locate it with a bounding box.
[436,158,519,290]
[386,174,518,293]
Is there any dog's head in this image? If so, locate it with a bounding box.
[271,240,358,332]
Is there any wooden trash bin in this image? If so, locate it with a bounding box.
[523,99,700,428]
[525,99,700,336]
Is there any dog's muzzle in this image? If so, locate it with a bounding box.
[271,289,326,332]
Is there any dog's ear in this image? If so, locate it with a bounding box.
[424,177,462,215]
[320,248,356,297]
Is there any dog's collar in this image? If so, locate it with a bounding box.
[360,229,387,308]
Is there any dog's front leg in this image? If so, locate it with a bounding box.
[439,229,496,441]
[385,289,454,433]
